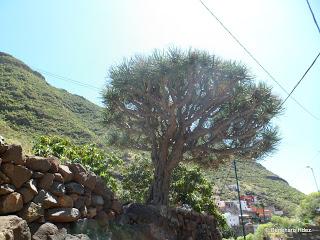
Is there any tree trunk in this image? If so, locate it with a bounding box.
[147,160,172,206]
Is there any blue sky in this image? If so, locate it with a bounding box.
[1,0,319,194]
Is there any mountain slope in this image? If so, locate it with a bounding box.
[208,161,304,215]
[0,52,105,145]
[0,52,304,215]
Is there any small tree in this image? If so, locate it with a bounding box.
[103,48,282,205]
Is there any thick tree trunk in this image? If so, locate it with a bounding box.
[147,160,172,206]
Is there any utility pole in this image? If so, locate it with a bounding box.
[307,166,319,192]
[234,159,246,240]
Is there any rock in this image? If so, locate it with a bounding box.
[83,172,97,190]
[65,182,84,195]
[18,202,44,223]
[58,165,73,182]
[46,208,80,222]
[58,195,73,208]
[80,206,87,218]
[0,183,15,195]
[87,207,97,218]
[18,187,36,203]
[32,171,44,179]
[2,163,32,188]
[33,190,58,209]
[48,157,60,173]
[91,195,104,206]
[0,192,23,214]
[74,196,86,209]
[0,143,9,155]
[0,215,31,240]
[111,199,122,214]
[96,211,110,226]
[0,170,10,184]
[54,173,64,182]
[24,179,38,195]
[39,173,55,190]
[69,193,79,202]
[32,222,59,240]
[26,156,51,172]
[50,181,66,196]
[93,176,113,200]
[68,163,86,176]
[0,144,25,165]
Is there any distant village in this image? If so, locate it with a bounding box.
[216,185,284,235]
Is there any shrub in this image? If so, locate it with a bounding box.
[32,135,123,192]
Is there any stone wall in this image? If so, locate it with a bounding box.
[0,141,222,240]
[0,143,121,239]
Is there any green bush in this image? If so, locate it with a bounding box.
[32,135,123,192]
[296,192,320,226]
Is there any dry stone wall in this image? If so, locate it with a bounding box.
[0,143,121,239]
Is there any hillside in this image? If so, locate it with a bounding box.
[0,52,105,146]
[208,161,304,215]
[0,52,304,216]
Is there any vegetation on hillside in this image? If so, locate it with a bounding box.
[209,160,305,215]
[0,52,105,145]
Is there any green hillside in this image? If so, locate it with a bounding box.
[208,161,304,215]
[0,52,105,146]
[0,52,304,216]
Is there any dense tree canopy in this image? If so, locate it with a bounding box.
[103,48,282,205]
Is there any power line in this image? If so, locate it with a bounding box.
[305,0,320,34]
[34,67,102,91]
[281,51,320,106]
[199,0,319,120]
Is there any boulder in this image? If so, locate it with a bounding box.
[0,143,9,155]
[58,165,73,182]
[26,156,51,172]
[18,202,44,223]
[65,182,84,195]
[93,176,114,200]
[0,144,25,165]
[0,183,15,195]
[0,215,31,240]
[32,171,44,179]
[46,208,80,223]
[0,192,24,214]
[48,157,60,173]
[38,173,55,190]
[58,195,74,208]
[50,181,66,196]
[91,195,104,206]
[0,170,10,184]
[18,187,36,203]
[87,207,97,218]
[24,179,38,195]
[33,190,58,209]
[2,163,32,188]
[32,222,59,240]
[74,196,86,209]
[111,199,123,214]
[54,173,64,182]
